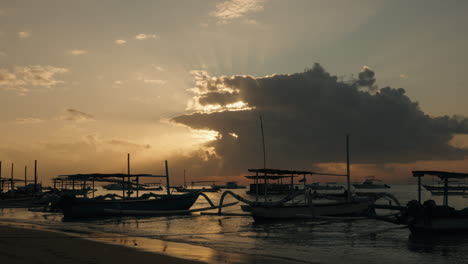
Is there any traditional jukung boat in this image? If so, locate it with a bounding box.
[399,171,468,234]
[353,176,391,189]
[233,135,376,221]
[57,160,201,218]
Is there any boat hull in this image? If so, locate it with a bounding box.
[59,193,199,218]
[247,199,372,220]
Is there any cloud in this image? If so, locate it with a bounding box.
[69,49,88,56]
[135,33,159,40]
[0,51,6,56]
[151,64,165,71]
[115,39,127,45]
[143,79,166,85]
[18,31,30,39]
[114,80,123,85]
[171,63,468,177]
[15,117,44,124]
[59,109,95,122]
[212,0,265,23]
[355,66,377,91]
[0,65,68,94]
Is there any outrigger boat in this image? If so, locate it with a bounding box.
[353,176,391,189]
[57,160,201,218]
[220,135,378,221]
[404,171,468,234]
[377,171,468,234]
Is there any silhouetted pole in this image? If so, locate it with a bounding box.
[443,177,448,206]
[11,163,14,195]
[417,176,421,203]
[165,160,170,195]
[0,161,2,193]
[24,166,27,187]
[127,153,131,198]
[183,169,186,187]
[34,160,37,192]
[260,116,268,202]
[346,134,351,203]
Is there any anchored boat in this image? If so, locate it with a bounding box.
[404,171,468,234]
[353,176,391,189]
[232,135,376,221]
[57,159,202,218]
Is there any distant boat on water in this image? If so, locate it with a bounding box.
[353,176,390,189]
[213,181,246,189]
[306,182,344,191]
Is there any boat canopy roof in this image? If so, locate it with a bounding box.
[57,173,167,180]
[412,171,468,179]
[245,175,297,180]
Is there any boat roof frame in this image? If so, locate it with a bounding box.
[412,170,468,179]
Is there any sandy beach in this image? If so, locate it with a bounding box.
[0,223,204,264]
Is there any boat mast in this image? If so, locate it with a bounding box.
[183,169,186,187]
[346,134,351,203]
[443,177,448,206]
[24,165,27,187]
[260,116,268,202]
[11,163,14,195]
[34,160,37,193]
[127,153,131,198]
[0,161,2,193]
[165,160,171,195]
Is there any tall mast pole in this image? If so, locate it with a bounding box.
[260,116,268,202]
[165,160,170,195]
[11,163,14,194]
[127,153,131,198]
[260,116,266,170]
[0,161,2,193]
[183,169,186,187]
[346,134,351,203]
[34,160,37,192]
[24,166,27,187]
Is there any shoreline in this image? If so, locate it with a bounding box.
[0,220,306,264]
[0,222,205,264]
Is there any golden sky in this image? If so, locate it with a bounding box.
[1,0,468,185]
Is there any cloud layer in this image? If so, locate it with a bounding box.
[172,64,468,176]
[212,0,265,23]
[0,65,68,94]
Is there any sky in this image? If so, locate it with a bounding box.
[1,0,468,185]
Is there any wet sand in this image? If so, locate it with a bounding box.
[0,223,204,264]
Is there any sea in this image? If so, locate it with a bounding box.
[1,185,467,264]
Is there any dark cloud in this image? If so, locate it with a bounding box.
[355,66,377,91]
[172,63,468,176]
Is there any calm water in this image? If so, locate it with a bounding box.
[1,185,467,264]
